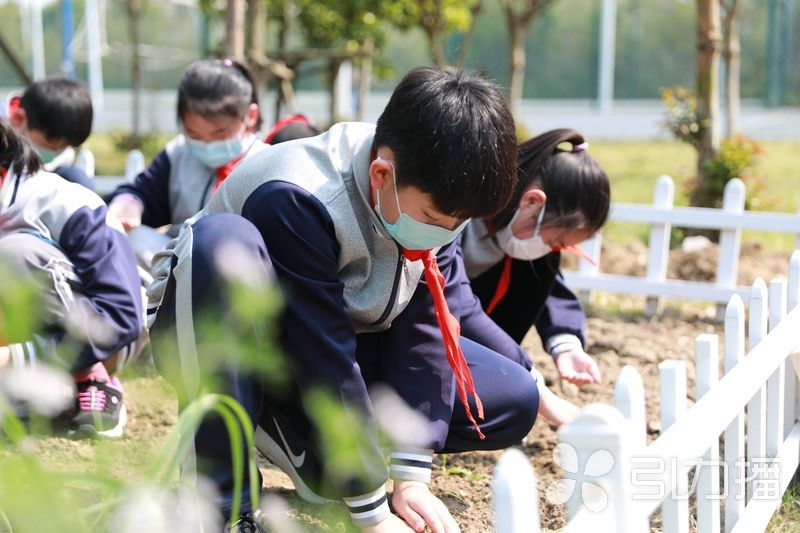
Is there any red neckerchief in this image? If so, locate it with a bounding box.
[369,150,485,438]
[212,153,245,195]
[483,220,596,316]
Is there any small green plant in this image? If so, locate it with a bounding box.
[696,134,767,210]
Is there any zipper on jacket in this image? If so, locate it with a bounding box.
[369,245,405,327]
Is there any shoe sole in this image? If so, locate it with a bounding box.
[68,404,127,439]
[254,425,334,505]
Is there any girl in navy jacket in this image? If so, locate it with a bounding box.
[460,129,611,386]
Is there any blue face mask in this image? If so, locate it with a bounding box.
[374,159,469,250]
[185,124,246,168]
[31,142,64,165]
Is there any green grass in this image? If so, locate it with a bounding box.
[768,471,800,532]
[83,133,171,177]
[591,140,800,251]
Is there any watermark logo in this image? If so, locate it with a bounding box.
[546,443,782,510]
[545,443,614,511]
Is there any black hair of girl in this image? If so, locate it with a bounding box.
[490,128,610,235]
[0,118,42,178]
[177,59,263,131]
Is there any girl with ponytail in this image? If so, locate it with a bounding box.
[460,128,611,386]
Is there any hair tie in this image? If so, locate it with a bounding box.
[216,58,234,67]
[573,142,589,152]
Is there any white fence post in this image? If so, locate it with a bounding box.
[695,334,721,533]
[724,294,745,532]
[75,149,96,177]
[766,279,787,448]
[125,149,146,182]
[645,175,675,317]
[747,278,768,502]
[614,365,646,449]
[613,365,649,533]
[789,251,800,312]
[795,202,800,253]
[578,232,603,304]
[558,404,634,531]
[659,360,689,533]
[789,251,800,420]
[716,179,746,320]
[492,448,540,533]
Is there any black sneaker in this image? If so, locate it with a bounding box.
[68,377,127,438]
[225,512,266,533]
[255,409,334,505]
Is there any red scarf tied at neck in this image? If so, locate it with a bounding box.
[403,248,485,439]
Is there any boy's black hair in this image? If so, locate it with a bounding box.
[177,59,263,131]
[265,114,320,145]
[490,128,610,234]
[374,67,517,220]
[19,77,93,147]
[1,118,42,178]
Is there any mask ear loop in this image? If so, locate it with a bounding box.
[532,204,546,239]
[375,157,404,216]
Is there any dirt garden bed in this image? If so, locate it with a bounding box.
[253,241,797,532]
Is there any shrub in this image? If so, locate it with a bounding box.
[692,134,766,209]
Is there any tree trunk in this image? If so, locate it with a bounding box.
[419,0,448,67]
[456,0,483,69]
[430,32,448,68]
[247,0,267,66]
[507,21,526,119]
[692,0,722,207]
[226,0,246,60]
[329,60,342,124]
[125,0,142,143]
[0,34,32,84]
[721,0,741,136]
[356,38,374,122]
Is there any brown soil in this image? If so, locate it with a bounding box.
[257,242,796,532]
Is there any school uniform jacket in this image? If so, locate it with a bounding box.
[147,122,532,525]
[0,169,142,371]
[459,218,586,354]
[108,135,268,234]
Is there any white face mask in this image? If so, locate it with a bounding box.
[495,204,552,260]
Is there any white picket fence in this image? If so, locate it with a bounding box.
[493,250,800,533]
[563,175,800,315]
[76,149,146,195]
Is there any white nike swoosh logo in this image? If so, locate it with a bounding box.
[274,417,306,468]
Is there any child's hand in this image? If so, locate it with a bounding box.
[555,348,601,386]
[361,513,415,533]
[391,480,460,533]
[108,194,143,231]
[535,376,580,427]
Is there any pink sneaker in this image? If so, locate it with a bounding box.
[69,377,127,438]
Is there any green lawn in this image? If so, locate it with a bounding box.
[591,140,800,250]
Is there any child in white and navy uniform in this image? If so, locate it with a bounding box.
[106,59,269,268]
[0,119,142,437]
[148,68,580,533]
[460,129,610,387]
